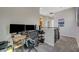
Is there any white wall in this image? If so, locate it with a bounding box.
[54,8,76,37]
[54,7,79,47]
[75,8,79,47]
[42,28,54,46]
[41,16,54,46]
[0,7,40,41]
[44,16,54,27]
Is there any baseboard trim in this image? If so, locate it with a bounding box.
[44,42,54,47]
[60,35,76,39]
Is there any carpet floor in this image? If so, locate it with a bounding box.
[15,36,79,52]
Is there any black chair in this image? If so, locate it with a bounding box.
[27,40,37,52]
[24,30,38,52]
[28,30,39,46]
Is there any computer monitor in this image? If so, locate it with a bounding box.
[25,25,36,31]
[10,24,25,33]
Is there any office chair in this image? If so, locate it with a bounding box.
[28,30,39,46]
[27,39,37,52]
[25,30,38,52]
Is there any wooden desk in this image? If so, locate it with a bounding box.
[12,34,26,51]
[13,35,26,42]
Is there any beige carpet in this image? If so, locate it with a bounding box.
[14,36,79,52]
[54,36,79,52]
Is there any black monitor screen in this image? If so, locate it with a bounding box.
[10,24,25,33]
[25,25,36,30]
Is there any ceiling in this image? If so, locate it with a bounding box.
[40,7,71,17]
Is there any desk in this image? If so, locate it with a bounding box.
[12,34,26,51]
[13,35,26,42]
